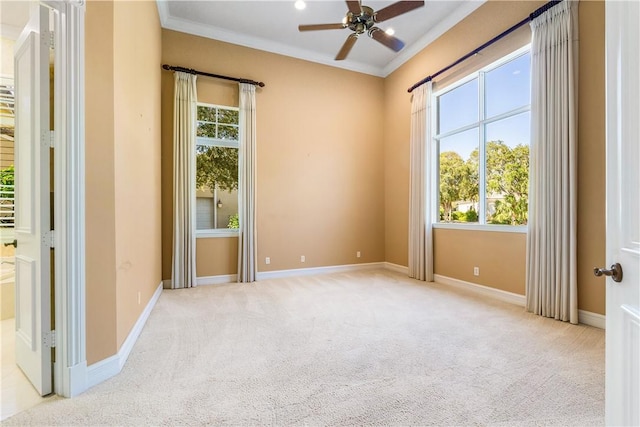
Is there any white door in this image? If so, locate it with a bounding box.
[13,3,52,396]
[604,0,640,425]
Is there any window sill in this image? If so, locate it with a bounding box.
[196,230,239,238]
[432,223,527,234]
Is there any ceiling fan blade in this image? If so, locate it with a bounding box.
[298,23,346,31]
[374,1,425,22]
[346,0,362,15]
[335,34,358,60]
[369,27,405,52]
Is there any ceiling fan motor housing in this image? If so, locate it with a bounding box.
[345,5,375,34]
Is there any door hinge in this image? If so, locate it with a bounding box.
[43,30,54,49]
[41,130,54,148]
[43,230,55,248]
[44,330,56,348]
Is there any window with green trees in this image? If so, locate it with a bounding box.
[434,47,531,226]
[195,103,240,232]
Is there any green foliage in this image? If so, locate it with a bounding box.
[0,165,14,186]
[461,149,479,203]
[227,213,239,229]
[196,146,238,193]
[485,142,529,225]
[451,211,465,221]
[465,209,478,222]
[439,151,466,221]
[448,208,478,223]
[439,141,529,225]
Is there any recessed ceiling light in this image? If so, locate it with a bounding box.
[385,28,395,36]
[294,0,306,10]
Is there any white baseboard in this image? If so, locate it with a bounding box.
[86,354,119,389]
[87,281,163,388]
[163,274,238,288]
[578,309,606,329]
[383,262,409,275]
[434,274,606,329]
[197,274,237,286]
[256,262,385,281]
[434,274,527,307]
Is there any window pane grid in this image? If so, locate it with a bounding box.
[195,103,240,233]
[434,48,530,227]
[197,105,239,142]
[478,70,487,225]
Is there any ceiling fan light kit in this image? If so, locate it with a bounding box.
[298,0,425,61]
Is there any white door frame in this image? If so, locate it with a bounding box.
[45,0,87,398]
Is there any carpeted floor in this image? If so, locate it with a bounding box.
[2,270,605,426]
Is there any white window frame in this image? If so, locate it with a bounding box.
[431,45,531,234]
[195,102,240,238]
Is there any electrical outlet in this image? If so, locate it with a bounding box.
[473,267,480,276]
[300,255,305,263]
[357,251,361,258]
[265,257,271,265]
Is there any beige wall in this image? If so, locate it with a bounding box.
[575,0,606,314]
[1,37,14,77]
[434,229,526,295]
[85,0,117,364]
[85,0,162,364]
[383,0,606,315]
[161,29,386,280]
[113,0,162,348]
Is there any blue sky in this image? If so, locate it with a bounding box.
[437,52,531,160]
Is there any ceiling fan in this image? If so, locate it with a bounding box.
[298,0,425,60]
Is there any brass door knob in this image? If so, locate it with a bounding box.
[593,263,623,283]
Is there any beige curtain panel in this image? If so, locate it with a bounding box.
[526,0,579,323]
[171,71,198,289]
[408,82,434,282]
[237,83,257,283]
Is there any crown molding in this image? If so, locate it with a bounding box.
[158,0,384,77]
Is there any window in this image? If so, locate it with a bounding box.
[195,103,239,235]
[434,47,531,227]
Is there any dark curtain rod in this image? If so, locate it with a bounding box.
[407,0,563,93]
[162,64,265,88]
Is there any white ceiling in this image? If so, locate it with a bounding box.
[0,1,485,78]
[158,0,485,77]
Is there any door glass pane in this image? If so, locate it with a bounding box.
[439,127,479,222]
[485,53,531,118]
[485,112,530,225]
[438,78,478,134]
